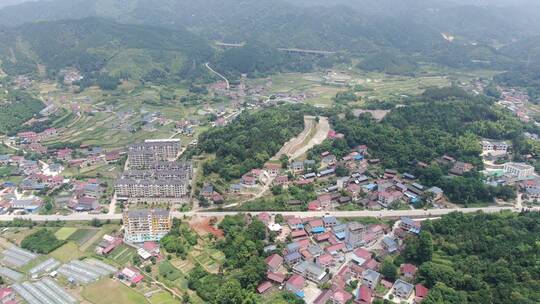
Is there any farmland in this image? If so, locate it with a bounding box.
[54,227,78,240]
[82,279,149,304]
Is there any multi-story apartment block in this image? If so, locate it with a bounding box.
[127,139,181,168]
[115,179,189,203]
[123,209,172,243]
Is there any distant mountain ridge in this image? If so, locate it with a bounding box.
[0,0,539,79]
[0,17,214,80]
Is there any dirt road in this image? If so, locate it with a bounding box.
[271,116,330,160]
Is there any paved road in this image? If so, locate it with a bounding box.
[205,62,229,90]
[0,206,537,222]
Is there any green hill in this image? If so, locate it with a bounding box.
[0,17,214,81]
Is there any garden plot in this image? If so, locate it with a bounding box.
[56,259,117,285]
[12,277,78,304]
[2,245,38,268]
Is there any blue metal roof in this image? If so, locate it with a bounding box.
[312,227,326,234]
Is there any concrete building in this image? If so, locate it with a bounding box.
[127,139,181,168]
[391,279,414,300]
[123,209,172,243]
[115,179,189,203]
[504,162,535,180]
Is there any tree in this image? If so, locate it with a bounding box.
[91,218,102,227]
[381,258,398,281]
[132,255,141,266]
[236,256,266,289]
[417,231,433,263]
[423,283,468,304]
[145,265,152,273]
[215,279,245,304]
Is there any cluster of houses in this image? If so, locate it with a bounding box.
[497,88,531,123]
[11,129,124,169]
[15,128,60,154]
[0,151,110,214]
[228,143,448,210]
[255,213,428,303]
[62,68,83,85]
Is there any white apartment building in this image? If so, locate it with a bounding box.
[123,209,172,243]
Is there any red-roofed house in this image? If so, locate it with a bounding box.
[308,200,322,211]
[316,253,334,267]
[331,289,352,304]
[105,151,121,163]
[257,212,271,225]
[120,267,144,285]
[326,243,345,254]
[286,274,305,293]
[56,148,73,161]
[0,287,15,303]
[356,285,372,304]
[414,284,429,303]
[296,238,311,249]
[241,174,257,186]
[274,175,289,186]
[315,232,331,242]
[400,263,418,279]
[265,254,284,273]
[143,241,160,255]
[318,194,332,207]
[314,290,332,304]
[364,259,379,271]
[267,272,286,284]
[354,248,372,261]
[291,229,308,239]
[264,163,282,176]
[257,281,273,294]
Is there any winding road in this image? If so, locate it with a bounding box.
[205,63,229,90]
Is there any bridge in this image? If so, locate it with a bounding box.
[214,42,336,56]
[277,48,336,56]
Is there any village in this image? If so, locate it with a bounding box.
[253,212,427,304]
[1,68,539,304]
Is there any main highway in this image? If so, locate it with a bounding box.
[0,206,537,222]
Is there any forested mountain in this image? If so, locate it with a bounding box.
[0,17,213,81]
[0,0,537,73]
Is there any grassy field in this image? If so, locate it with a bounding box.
[82,279,148,304]
[50,242,85,263]
[149,292,177,304]
[54,227,78,240]
[158,261,182,281]
[67,228,99,245]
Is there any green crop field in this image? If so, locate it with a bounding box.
[158,261,182,281]
[109,244,137,266]
[50,242,85,263]
[149,292,177,304]
[82,279,148,304]
[54,227,78,240]
[67,228,98,245]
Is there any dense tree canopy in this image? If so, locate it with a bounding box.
[187,215,268,303]
[21,229,66,253]
[408,212,540,304]
[196,105,320,180]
